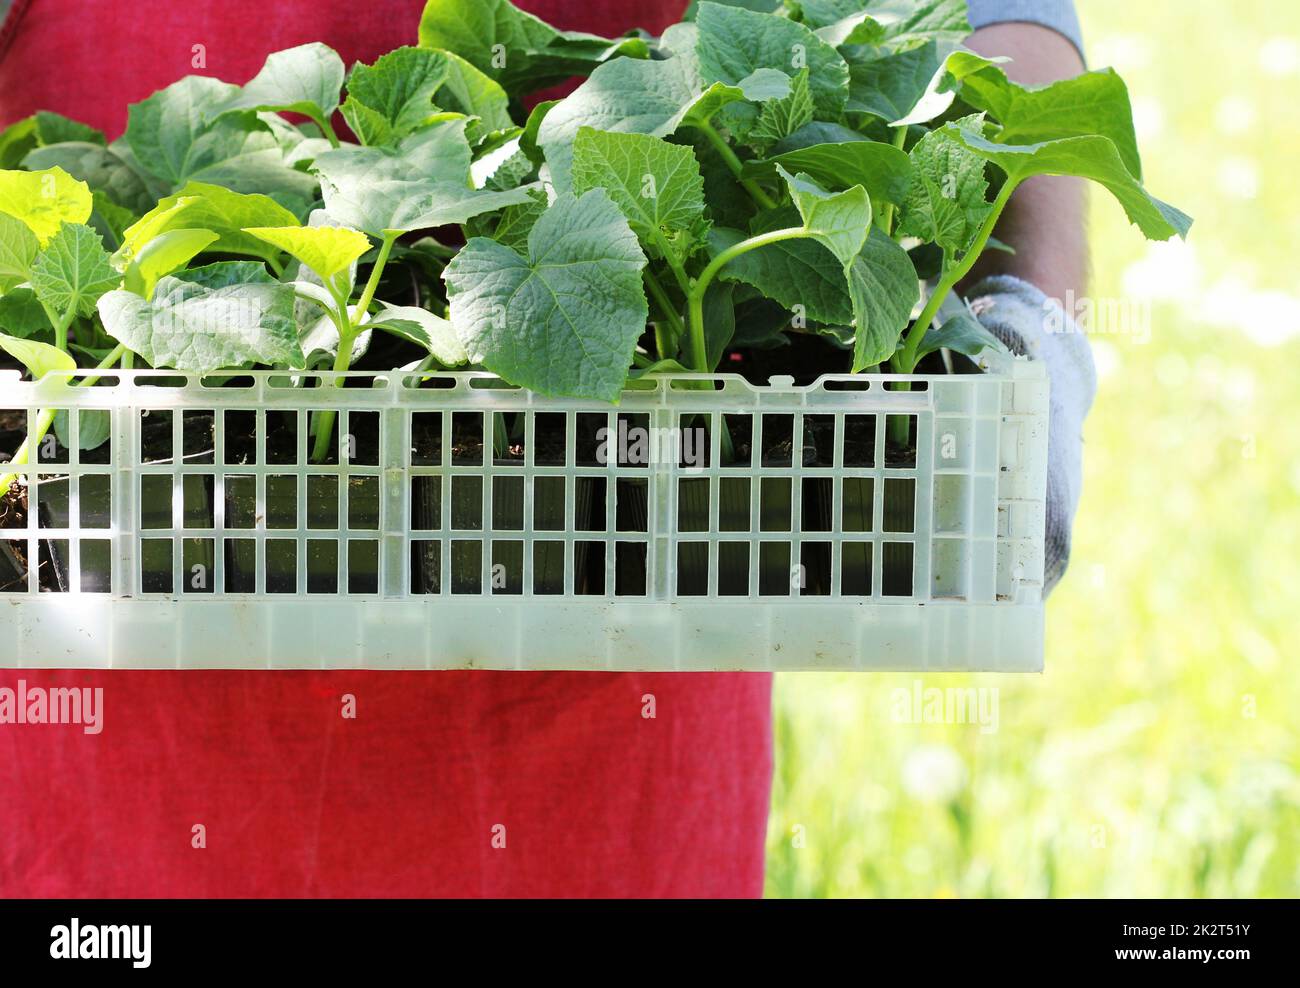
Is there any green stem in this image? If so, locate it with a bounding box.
[893,177,1020,374]
[695,120,777,211]
[880,125,909,237]
[309,231,399,463]
[644,269,684,359]
[310,110,341,149]
[1,344,127,493]
[687,226,808,371]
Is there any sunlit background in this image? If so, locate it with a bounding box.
[766,0,1300,897]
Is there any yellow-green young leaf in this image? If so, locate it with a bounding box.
[0,167,93,245]
[0,332,76,380]
[30,223,120,317]
[0,211,39,291]
[119,183,300,265]
[124,228,220,298]
[243,225,372,283]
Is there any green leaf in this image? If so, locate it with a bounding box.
[97,277,304,374]
[915,308,1009,363]
[54,409,112,452]
[711,217,852,325]
[470,189,548,252]
[860,0,971,49]
[695,2,849,117]
[896,122,992,255]
[171,260,277,290]
[702,280,736,367]
[571,128,708,267]
[443,189,649,401]
[417,0,649,94]
[748,67,815,151]
[342,47,448,144]
[0,117,38,169]
[219,43,346,124]
[367,304,468,367]
[313,122,534,234]
[124,77,318,200]
[34,112,106,146]
[846,41,997,125]
[119,182,301,265]
[0,166,93,245]
[435,50,515,137]
[779,165,872,269]
[537,54,701,188]
[0,332,76,380]
[123,228,220,298]
[951,122,1193,240]
[31,223,120,317]
[745,137,912,205]
[845,226,919,369]
[0,288,54,340]
[24,142,156,214]
[0,211,39,291]
[677,68,793,129]
[243,225,371,296]
[959,65,1144,180]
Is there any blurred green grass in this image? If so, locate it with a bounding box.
[765,0,1300,897]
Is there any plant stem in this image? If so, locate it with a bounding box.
[893,177,1019,374]
[695,120,778,211]
[311,111,341,149]
[309,231,399,463]
[0,344,127,493]
[880,125,909,237]
[643,269,684,359]
[686,226,808,371]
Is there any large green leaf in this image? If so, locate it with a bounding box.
[98,277,304,374]
[0,166,93,245]
[571,128,708,266]
[218,43,346,126]
[0,288,53,339]
[118,182,300,265]
[951,122,1192,240]
[30,223,120,317]
[417,0,649,94]
[695,2,849,117]
[846,226,919,369]
[0,212,39,291]
[959,65,1144,180]
[124,77,318,200]
[341,47,448,145]
[443,189,649,401]
[536,54,700,188]
[748,67,815,150]
[313,122,533,234]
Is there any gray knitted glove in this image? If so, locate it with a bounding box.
[965,275,1097,594]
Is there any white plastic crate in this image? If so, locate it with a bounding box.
[0,354,1048,671]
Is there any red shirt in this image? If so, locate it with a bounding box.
[0,0,773,898]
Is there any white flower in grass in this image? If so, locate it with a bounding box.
[901,744,967,804]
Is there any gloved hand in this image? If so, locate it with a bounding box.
[966,275,1097,595]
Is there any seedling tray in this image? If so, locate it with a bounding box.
[0,356,1047,670]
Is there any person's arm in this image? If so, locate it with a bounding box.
[962,22,1088,302]
[957,16,1097,595]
